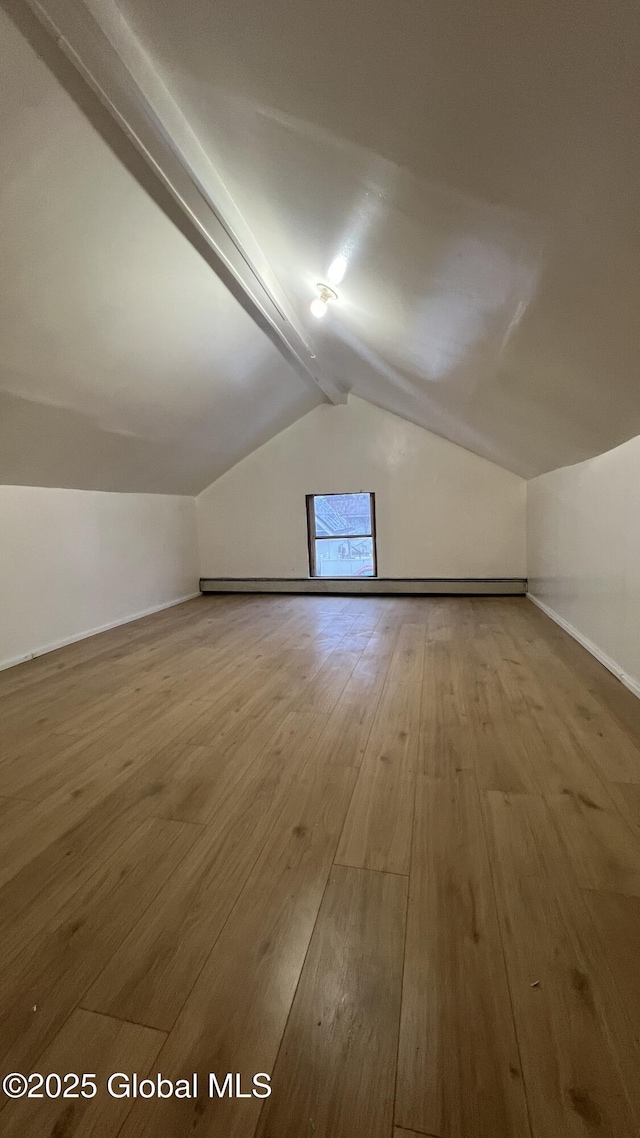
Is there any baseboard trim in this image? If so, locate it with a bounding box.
[200,577,527,596]
[0,591,201,673]
[528,593,640,701]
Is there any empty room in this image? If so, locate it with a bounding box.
[1,1,640,1136]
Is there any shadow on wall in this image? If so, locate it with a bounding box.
[0,391,201,495]
[0,384,326,496]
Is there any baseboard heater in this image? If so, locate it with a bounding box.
[199,577,527,596]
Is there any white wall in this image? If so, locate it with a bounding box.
[0,486,198,670]
[527,433,640,698]
[197,397,527,579]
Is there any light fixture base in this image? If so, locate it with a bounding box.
[316,283,338,303]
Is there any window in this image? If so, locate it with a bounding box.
[306,493,377,578]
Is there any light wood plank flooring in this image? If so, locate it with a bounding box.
[1,594,640,1137]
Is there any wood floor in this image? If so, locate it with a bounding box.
[1,595,640,1137]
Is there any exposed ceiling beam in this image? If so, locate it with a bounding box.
[16,0,346,405]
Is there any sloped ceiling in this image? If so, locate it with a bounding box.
[2,0,640,491]
[0,5,321,495]
[114,0,640,478]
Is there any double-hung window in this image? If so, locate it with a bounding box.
[306,493,377,578]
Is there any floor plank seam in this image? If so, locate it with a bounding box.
[473,779,536,1138]
[252,637,400,1131]
[72,816,207,1020]
[187,616,372,827]
[252,848,344,1135]
[395,1130,443,1138]
[574,889,640,1098]
[331,618,408,872]
[107,725,330,1039]
[332,861,409,878]
[148,811,207,826]
[390,860,411,1135]
[581,884,640,897]
[392,621,426,1136]
[75,1004,170,1036]
[0,807,169,970]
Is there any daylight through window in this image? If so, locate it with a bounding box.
[306,493,377,578]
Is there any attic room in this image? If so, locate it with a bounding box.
[1,0,639,1135]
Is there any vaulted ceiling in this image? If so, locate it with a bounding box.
[0,3,321,494]
[2,0,639,490]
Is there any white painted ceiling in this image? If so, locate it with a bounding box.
[2,0,640,488]
[116,0,640,478]
[0,5,321,494]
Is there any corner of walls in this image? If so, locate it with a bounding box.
[526,436,640,701]
[527,592,640,701]
[0,485,200,671]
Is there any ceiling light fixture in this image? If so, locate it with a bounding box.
[310,283,337,319]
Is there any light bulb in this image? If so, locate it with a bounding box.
[310,282,337,319]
